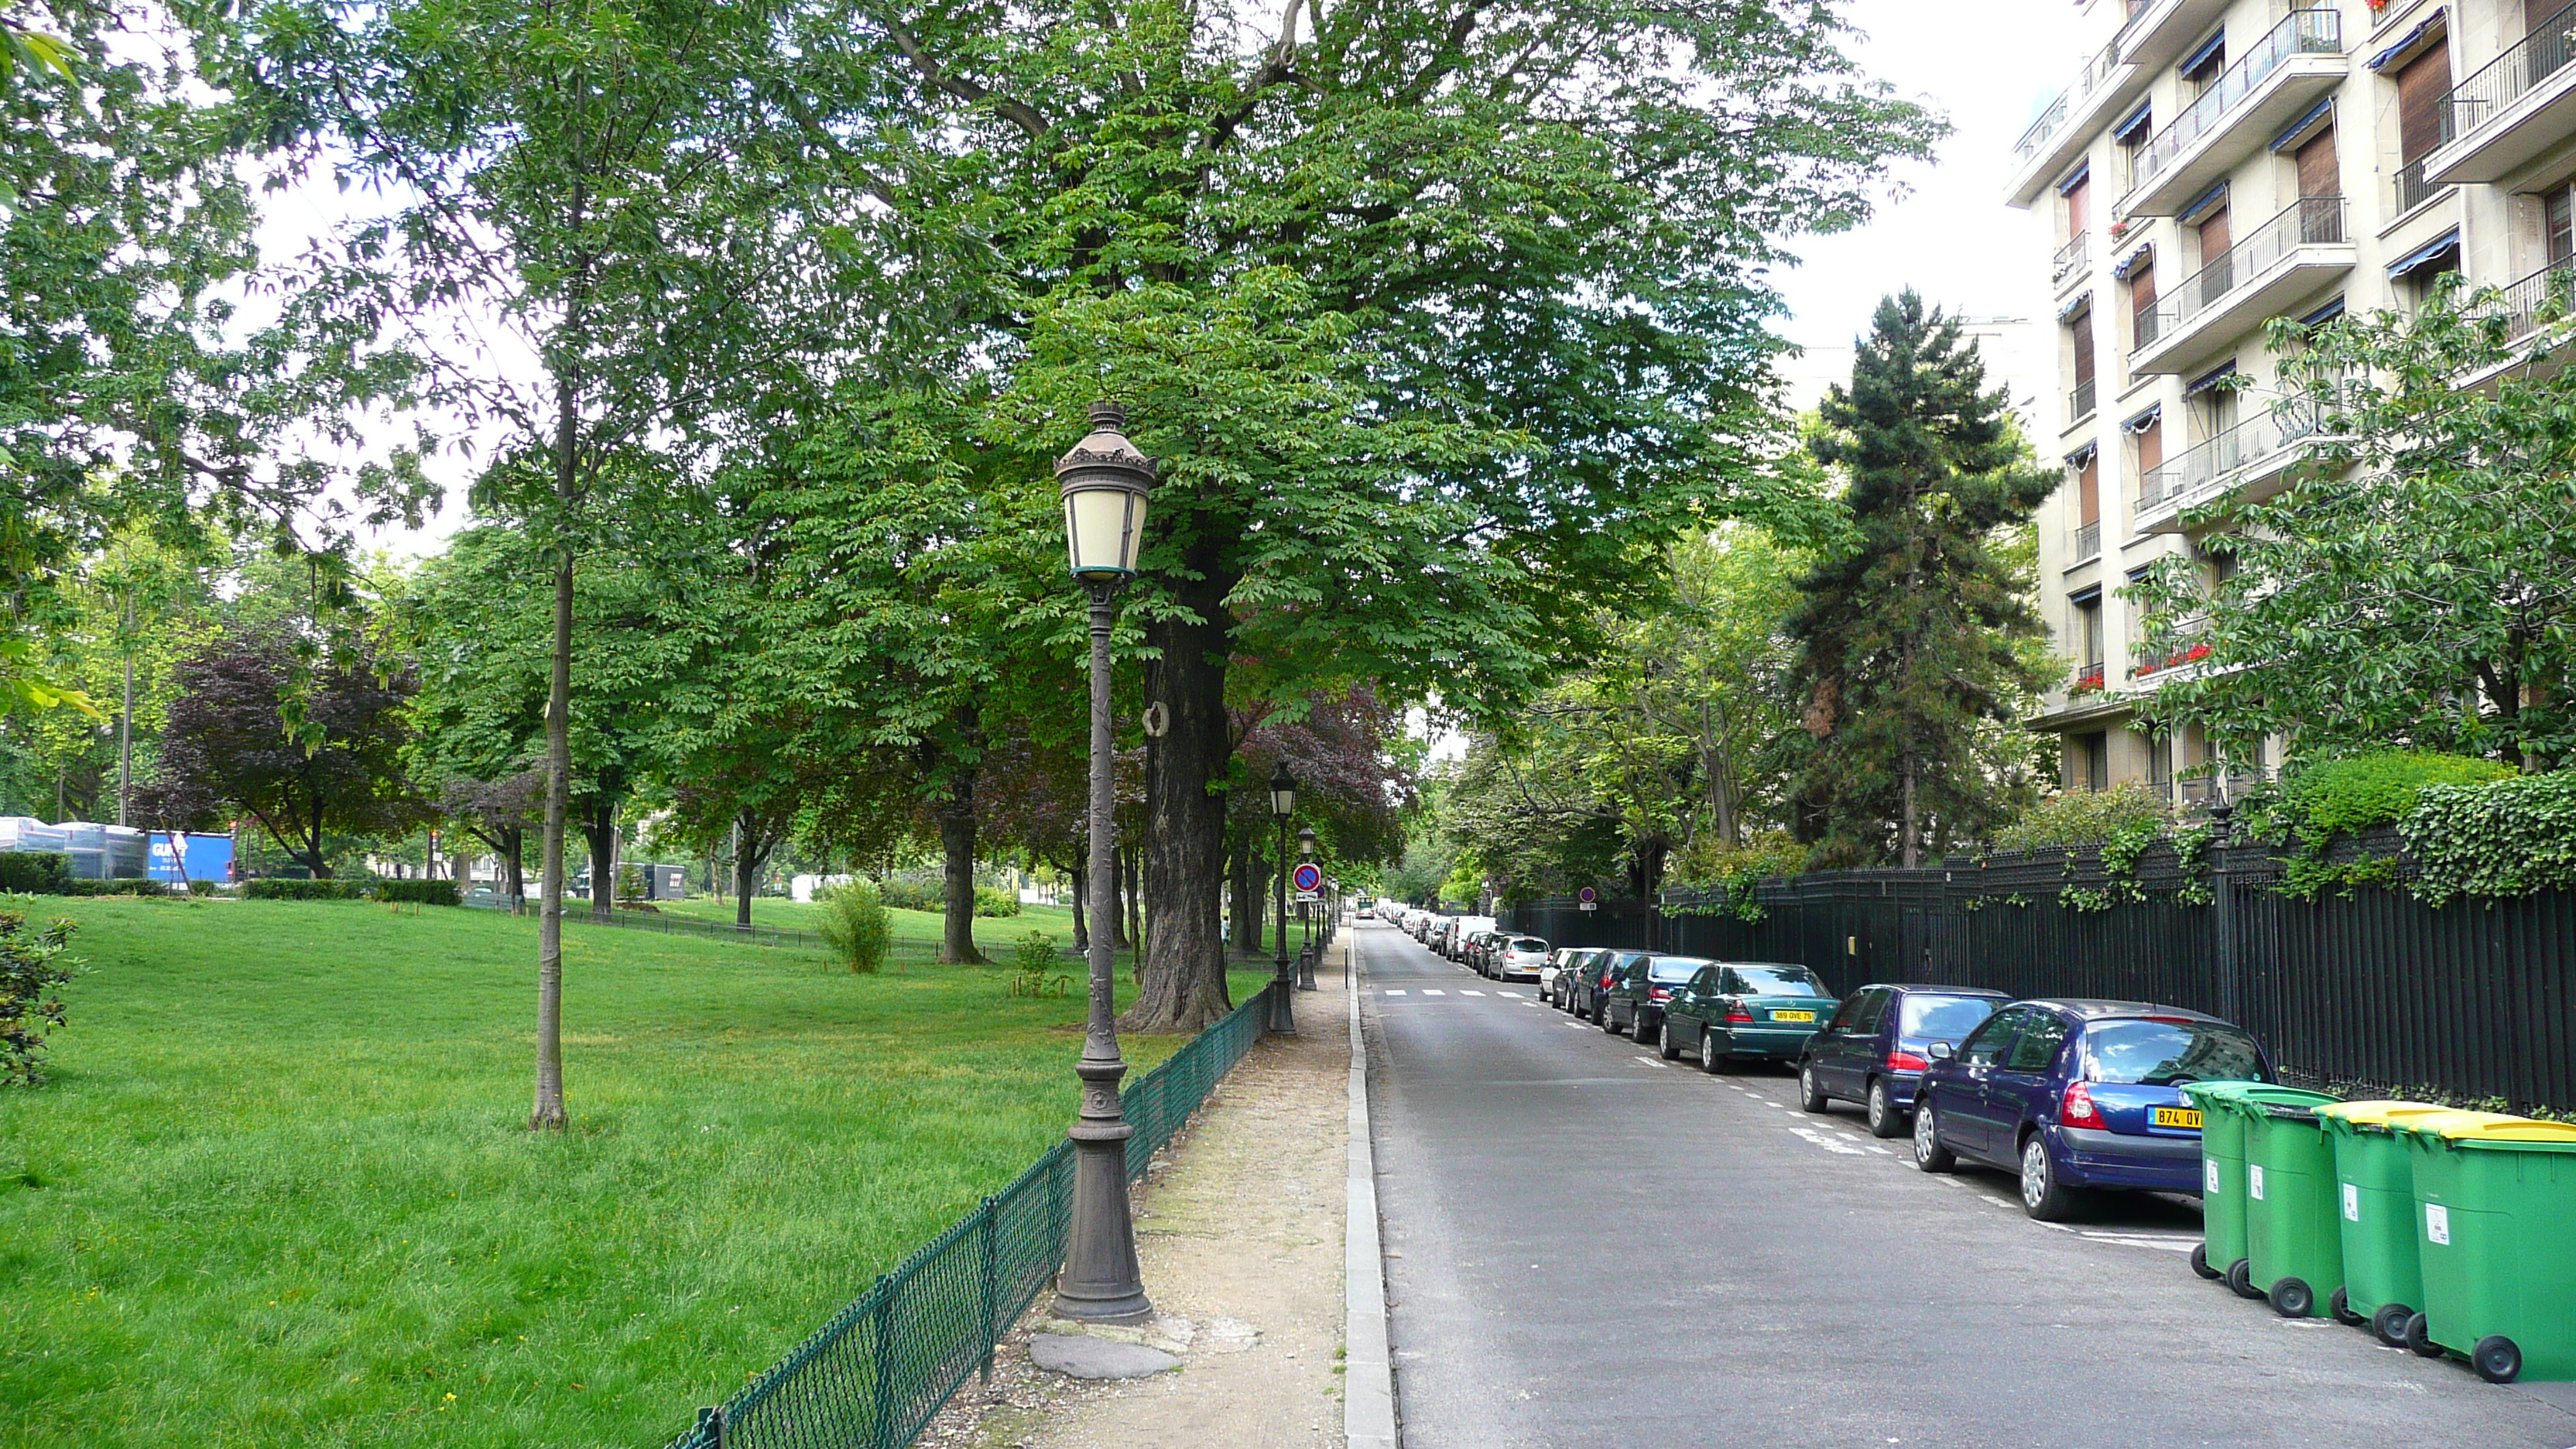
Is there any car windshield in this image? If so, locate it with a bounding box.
[1899,995,2003,1041]
[1511,938,1546,952]
[2083,1019,2267,1086]
[1730,965,1824,996]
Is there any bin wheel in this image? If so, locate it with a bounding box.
[2329,1286,2364,1326]
[2473,1335,2523,1385]
[2370,1303,2414,1348]
[2191,1242,2221,1280]
[2405,1312,2445,1358]
[2269,1277,2315,1319]
[2225,1257,2263,1300]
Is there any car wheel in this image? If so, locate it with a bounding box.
[2405,1312,2444,1358]
[1865,1079,1904,1139]
[1799,1065,1829,1113]
[2019,1134,2081,1221]
[2474,1334,2523,1385]
[2225,1258,2262,1300]
[2329,1285,2363,1327]
[1912,1101,1955,1173]
[2190,1242,2221,1281]
[2269,1276,2314,1319]
[1657,1018,1683,1061]
[1601,1005,1622,1035]
[2370,1303,2414,1348]
[1698,1029,1725,1075]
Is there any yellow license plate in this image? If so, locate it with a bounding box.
[1770,1009,1816,1023]
[2153,1107,2202,1129]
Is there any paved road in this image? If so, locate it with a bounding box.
[1355,920,2576,1449]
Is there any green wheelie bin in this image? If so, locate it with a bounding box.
[2396,1118,2576,1382]
[2231,1085,2346,1317]
[2314,1104,2522,1345]
[2180,1081,2269,1288]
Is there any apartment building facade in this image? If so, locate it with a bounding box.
[2011,0,2575,798]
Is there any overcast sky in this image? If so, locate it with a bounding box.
[313,0,2084,560]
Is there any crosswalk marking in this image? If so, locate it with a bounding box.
[1422,989,1445,996]
[1383,989,1406,995]
[1461,990,1485,996]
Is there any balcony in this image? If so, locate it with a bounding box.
[2115,10,2346,219]
[2130,196,2354,377]
[2116,0,2233,74]
[2067,377,2098,425]
[2055,231,2092,291]
[2072,520,2102,563]
[2428,0,2576,186]
[2469,261,2576,345]
[2130,613,2211,683]
[2132,399,2329,533]
[2004,39,2140,208]
[2391,158,2445,217]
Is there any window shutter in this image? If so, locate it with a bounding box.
[2396,46,2451,163]
[2136,419,2163,474]
[2296,128,2338,197]
[2066,176,2091,235]
[2071,309,2095,386]
[2079,453,2101,525]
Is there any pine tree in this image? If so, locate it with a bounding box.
[1790,292,2056,868]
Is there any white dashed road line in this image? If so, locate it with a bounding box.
[1423,989,1445,996]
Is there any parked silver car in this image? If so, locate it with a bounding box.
[1495,935,1550,981]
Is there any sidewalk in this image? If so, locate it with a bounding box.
[927,947,1356,1449]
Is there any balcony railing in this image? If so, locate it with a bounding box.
[2119,10,2342,210]
[2466,260,2576,343]
[2393,157,2441,214]
[2054,231,2091,286]
[2012,39,2128,170]
[2067,377,2098,423]
[2074,520,2102,562]
[2135,399,2326,513]
[2440,0,2576,148]
[2154,766,2274,805]
[2133,196,2346,352]
[2131,613,2210,679]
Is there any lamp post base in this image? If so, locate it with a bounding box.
[1269,957,1298,1034]
[1051,1131,1153,1324]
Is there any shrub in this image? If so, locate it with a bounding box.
[1008,930,1066,996]
[1988,783,2174,853]
[2402,772,2576,906]
[875,877,940,912]
[817,879,892,974]
[1666,831,1808,922]
[0,853,69,895]
[375,879,461,906]
[972,885,1021,918]
[63,879,171,897]
[187,879,219,896]
[2259,751,2516,899]
[0,909,78,1086]
[242,879,368,901]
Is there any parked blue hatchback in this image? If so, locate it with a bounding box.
[1796,984,2012,1138]
[1910,999,2273,1220]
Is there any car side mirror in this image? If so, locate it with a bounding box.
[1927,1041,1954,1060]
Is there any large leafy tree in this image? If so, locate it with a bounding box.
[1790,292,2054,868]
[810,0,1937,1026]
[2132,286,2576,769]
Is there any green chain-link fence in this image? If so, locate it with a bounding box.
[660,981,1279,1449]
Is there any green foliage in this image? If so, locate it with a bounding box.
[374,879,459,906]
[241,879,367,901]
[817,880,892,975]
[971,886,1021,920]
[0,853,68,895]
[1989,784,2175,852]
[0,907,76,1085]
[2402,772,2576,907]
[1792,293,2058,867]
[186,879,218,897]
[2257,752,2515,900]
[2130,282,2576,767]
[875,879,941,913]
[62,879,170,898]
[1005,930,1067,998]
[1666,831,1807,923]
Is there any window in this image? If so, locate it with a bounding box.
[2069,305,2095,399]
[2064,170,2091,243]
[2081,731,2111,793]
[2114,103,2153,190]
[2180,29,2226,96]
[1899,994,2001,1043]
[2081,1019,2268,1085]
[2295,127,2338,200]
[2147,727,2174,796]
[2071,587,2105,678]
[1724,964,1827,996]
[2128,257,2157,343]
[2004,1012,2071,1072]
[2551,185,2574,270]
[1960,1007,2026,1066]
[2395,44,2450,169]
[2131,410,2163,479]
[1852,988,1892,1036]
[2187,365,2239,441]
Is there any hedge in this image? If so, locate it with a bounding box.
[0,852,70,895]
[242,879,369,901]
[376,879,460,906]
[63,879,171,897]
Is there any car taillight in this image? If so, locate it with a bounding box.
[1725,1002,1754,1025]
[1649,987,1671,1002]
[2060,1081,2108,1130]
[1887,1050,1930,1072]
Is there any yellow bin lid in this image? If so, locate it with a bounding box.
[2316,1101,2450,1129]
[2443,1119,2576,1148]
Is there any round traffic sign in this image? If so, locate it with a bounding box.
[1292,862,1324,892]
[1577,886,1597,903]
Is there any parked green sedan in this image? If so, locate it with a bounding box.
[1657,961,1841,1071]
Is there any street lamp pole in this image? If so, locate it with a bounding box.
[1052,402,1155,1324]
[1268,762,1298,1036]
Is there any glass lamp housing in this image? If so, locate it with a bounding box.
[1055,402,1156,581]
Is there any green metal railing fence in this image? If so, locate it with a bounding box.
[660,981,1279,1449]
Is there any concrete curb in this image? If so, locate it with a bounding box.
[1344,930,1399,1449]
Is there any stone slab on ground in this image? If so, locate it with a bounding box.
[1026,1335,1180,1381]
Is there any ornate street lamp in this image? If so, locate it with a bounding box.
[1051,402,1155,1324]
[1269,761,1298,1035]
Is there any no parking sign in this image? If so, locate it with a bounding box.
[1293,862,1323,900]
[1578,886,1598,913]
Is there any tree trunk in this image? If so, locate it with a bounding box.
[1228,831,1263,959]
[938,767,985,964]
[1123,570,1235,1031]
[533,533,574,1132]
[502,825,525,906]
[734,808,762,928]
[1900,748,1920,870]
[584,800,617,923]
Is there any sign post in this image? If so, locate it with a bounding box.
[1577,886,1598,913]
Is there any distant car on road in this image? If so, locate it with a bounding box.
[1661,962,1839,1070]
[1605,953,1713,1042]
[1495,935,1550,981]
[1796,984,2011,1137]
[1910,999,2273,1221]
[1537,948,1581,1002]
[1567,949,1644,1022]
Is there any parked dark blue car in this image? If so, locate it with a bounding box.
[1910,999,2273,1220]
[1797,984,2012,1138]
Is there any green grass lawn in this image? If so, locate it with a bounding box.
[0,897,1266,1447]
[651,894,1081,953]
